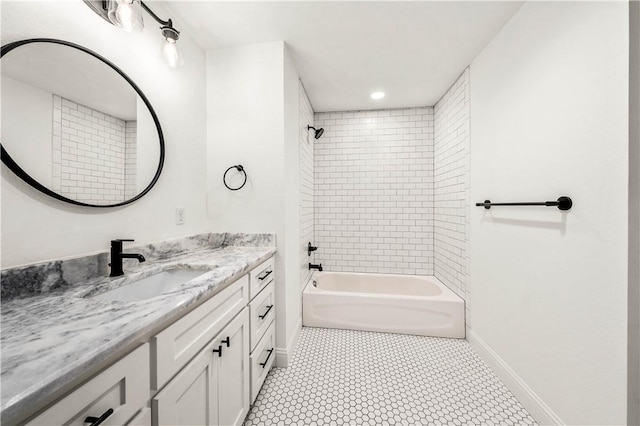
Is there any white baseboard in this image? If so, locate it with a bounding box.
[274,348,288,368]
[467,329,564,425]
[275,316,302,368]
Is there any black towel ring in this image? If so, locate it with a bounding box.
[223,165,247,191]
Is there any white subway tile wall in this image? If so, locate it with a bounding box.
[433,69,470,304]
[124,120,137,199]
[300,84,315,289]
[314,108,435,275]
[51,95,136,204]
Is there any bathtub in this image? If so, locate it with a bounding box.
[302,272,465,339]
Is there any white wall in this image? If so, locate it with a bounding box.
[206,42,284,233]
[1,1,209,268]
[299,83,314,291]
[433,69,470,303]
[206,41,302,363]
[1,75,53,187]
[314,108,434,275]
[629,1,640,424]
[468,2,629,424]
[283,45,302,353]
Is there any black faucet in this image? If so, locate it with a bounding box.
[309,263,323,271]
[110,239,146,277]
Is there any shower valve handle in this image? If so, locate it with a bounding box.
[308,242,318,256]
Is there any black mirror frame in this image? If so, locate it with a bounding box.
[0,38,165,208]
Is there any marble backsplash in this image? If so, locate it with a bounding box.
[1,233,275,302]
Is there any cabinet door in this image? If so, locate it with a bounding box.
[152,341,219,426]
[217,310,250,426]
[152,275,248,390]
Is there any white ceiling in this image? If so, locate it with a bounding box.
[2,42,137,120]
[165,1,523,112]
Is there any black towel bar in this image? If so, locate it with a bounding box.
[476,196,572,211]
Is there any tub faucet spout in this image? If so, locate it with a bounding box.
[309,263,323,271]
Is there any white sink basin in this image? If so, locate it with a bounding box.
[93,268,209,302]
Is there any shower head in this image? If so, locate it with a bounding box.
[307,126,324,139]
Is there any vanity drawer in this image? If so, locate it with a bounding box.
[152,275,248,390]
[249,257,274,300]
[249,281,275,351]
[249,322,275,404]
[27,344,149,426]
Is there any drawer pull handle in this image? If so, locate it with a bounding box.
[221,336,230,347]
[260,348,274,368]
[258,270,272,281]
[212,345,223,357]
[258,305,274,319]
[85,408,114,426]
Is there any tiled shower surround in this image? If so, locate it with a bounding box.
[314,108,435,275]
[124,120,137,199]
[434,70,471,301]
[313,74,470,302]
[300,84,315,289]
[52,95,136,204]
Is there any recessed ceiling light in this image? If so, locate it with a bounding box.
[370,91,385,100]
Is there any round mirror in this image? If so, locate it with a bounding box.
[1,38,164,207]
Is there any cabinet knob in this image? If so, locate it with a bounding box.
[85,408,114,426]
[212,345,223,357]
[221,336,230,347]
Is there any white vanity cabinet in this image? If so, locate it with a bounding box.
[247,257,276,403]
[26,344,150,426]
[151,275,249,390]
[152,310,249,426]
[150,255,276,424]
[19,255,275,426]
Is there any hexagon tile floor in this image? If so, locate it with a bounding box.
[244,327,538,426]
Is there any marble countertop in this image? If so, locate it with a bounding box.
[0,244,276,423]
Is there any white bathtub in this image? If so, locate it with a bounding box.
[302,271,465,338]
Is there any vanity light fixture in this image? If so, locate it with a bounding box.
[160,25,182,68]
[85,0,183,67]
[107,0,144,33]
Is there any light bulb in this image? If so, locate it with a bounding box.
[116,4,135,31]
[162,38,183,68]
[108,0,143,33]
